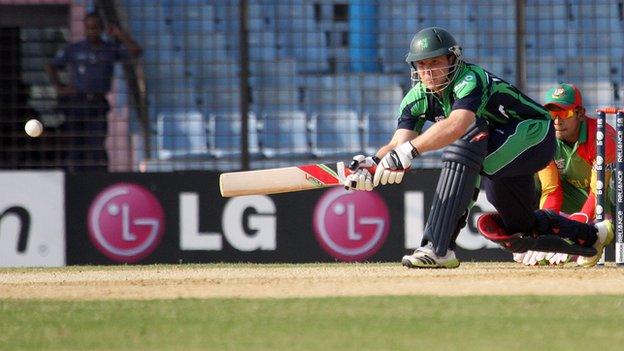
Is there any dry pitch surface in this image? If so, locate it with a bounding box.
[1,262,624,300]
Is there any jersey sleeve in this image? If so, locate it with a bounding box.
[537,161,563,212]
[451,70,483,113]
[396,87,428,133]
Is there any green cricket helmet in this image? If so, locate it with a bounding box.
[406,27,463,92]
[406,27,461,63]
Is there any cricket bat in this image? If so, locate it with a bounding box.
[220,162,357,197]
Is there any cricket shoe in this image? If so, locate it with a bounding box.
[577,220,614,268]
[401,242,460,269]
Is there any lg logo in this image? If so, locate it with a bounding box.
[87,183,165,263]
[180,194,276,251]
[313,188,390,261]
[85,188,278,262]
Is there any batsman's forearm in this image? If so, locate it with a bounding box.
[412,115,473,153]
[375,144,396,159]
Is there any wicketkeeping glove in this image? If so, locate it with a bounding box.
[545,252,571,265]
[514,250,569,266]
[373,141,419,186]
[522,250,548,266]
[512,212,587,266]
[344,155,379,191]
[512,252,526,263]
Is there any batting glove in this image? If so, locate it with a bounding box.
[344,155,379,191]
[373,141,419,187]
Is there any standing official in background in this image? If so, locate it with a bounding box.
[45,12,142,171]
[515,83,617,266]
[344,27,613,268]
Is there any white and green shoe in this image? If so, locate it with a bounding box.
[401,243,460,269]
[577,220,614,268]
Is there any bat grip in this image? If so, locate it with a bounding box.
[347,159,377,174]
[348,159,359,171]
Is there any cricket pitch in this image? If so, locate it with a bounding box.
[1,262,624,300]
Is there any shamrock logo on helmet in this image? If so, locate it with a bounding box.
[417,38,428,49]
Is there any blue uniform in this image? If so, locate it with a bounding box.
[51,39,129,93]
[51,39,129,171]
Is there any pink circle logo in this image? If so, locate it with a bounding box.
[87,183,165,263]
[313,188,390,262]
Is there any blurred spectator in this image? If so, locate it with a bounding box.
[45,12,142,172]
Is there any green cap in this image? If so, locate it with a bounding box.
[544,83,582,110]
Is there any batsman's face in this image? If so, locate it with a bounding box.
[415,55,452,92]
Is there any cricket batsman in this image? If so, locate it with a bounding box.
[515,83,617,266]
[344,27,613,268]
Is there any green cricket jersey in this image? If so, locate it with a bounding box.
[396,62,553,175]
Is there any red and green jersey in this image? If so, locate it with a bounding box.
[537,117,616,218]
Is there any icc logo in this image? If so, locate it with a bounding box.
[87,183,165,263]
[313,188,390,262]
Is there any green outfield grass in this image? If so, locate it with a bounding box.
[1,296,623,351]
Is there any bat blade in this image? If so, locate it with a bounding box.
[219,162,350,197]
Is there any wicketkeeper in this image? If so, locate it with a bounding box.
[344,27,613,268]
[515,83,617,266]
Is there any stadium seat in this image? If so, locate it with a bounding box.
[186,32,228,64]
[259,110,309,158]
[208,112,259,158]
[156,110,208,160]
[304,76,358,112]
[282,31,329,73]
[363,112,396,155]
[249,58,298,87]
[310,110,362,157]
[361,85,403,107]
[578,81,617,112]
[252,87,299,109]
[248,31,277,61]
